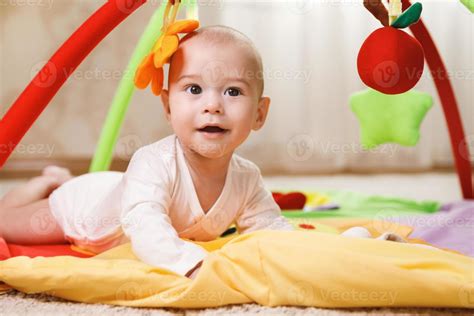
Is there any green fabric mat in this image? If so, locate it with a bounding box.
[280,189,441,219]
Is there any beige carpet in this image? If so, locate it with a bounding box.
[0,173,470,315]
[1,289,472,315]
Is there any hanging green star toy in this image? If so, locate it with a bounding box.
[350,89,433,149]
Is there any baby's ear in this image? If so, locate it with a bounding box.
[252,96,271,131]
[160,89,171,122]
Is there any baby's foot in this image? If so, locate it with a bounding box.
[42,165,73,185]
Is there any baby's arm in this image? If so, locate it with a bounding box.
[234,164,294,234]
[120,147,208,277]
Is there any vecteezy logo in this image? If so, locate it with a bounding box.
[116,0,142,14]
[201,211,231,235]
[373,61,400,88]
[31,61,57,88]
[29,207,58,236]
[201,60,229,88]
[115,282,142,301]
[372,209,402,235]
[116,134,143,161]
[287,134,314,162]
[286,0,314,15]
[288,281,314,304]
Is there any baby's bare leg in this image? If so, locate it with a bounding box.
[0,198,67,244]
[1,166,73,208]
[1,176,61,208]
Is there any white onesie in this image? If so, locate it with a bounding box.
[49,134,294,276]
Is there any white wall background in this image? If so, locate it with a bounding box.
[1,0,472,173]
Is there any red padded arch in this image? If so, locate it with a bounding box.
[0,0,147,167]
[403,0,473,199]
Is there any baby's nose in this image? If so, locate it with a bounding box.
[203,96,224,114]
[204,104,222,114]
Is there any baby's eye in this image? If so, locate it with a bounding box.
[185,85,202,95]
[224,87,242,97]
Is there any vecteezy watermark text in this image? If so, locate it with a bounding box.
[0,0,53,9]
[0,142,55,157]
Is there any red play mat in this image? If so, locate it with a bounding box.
[0,237,95,260]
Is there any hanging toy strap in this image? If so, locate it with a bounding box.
[363,0,389,26]
[163,0,181,31]
[388,0,402,25]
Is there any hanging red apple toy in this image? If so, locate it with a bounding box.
[358,2,425,95]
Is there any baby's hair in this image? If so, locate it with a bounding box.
[170,25,265,97]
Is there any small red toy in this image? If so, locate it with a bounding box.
[271,192,307,210]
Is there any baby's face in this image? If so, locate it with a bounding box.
[160,36,269,159]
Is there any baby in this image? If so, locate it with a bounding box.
[0,25,294,279]
[0,25,437,280]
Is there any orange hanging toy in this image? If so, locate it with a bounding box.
[134,0,199,96]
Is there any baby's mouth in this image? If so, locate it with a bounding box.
[197,126,229,134]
